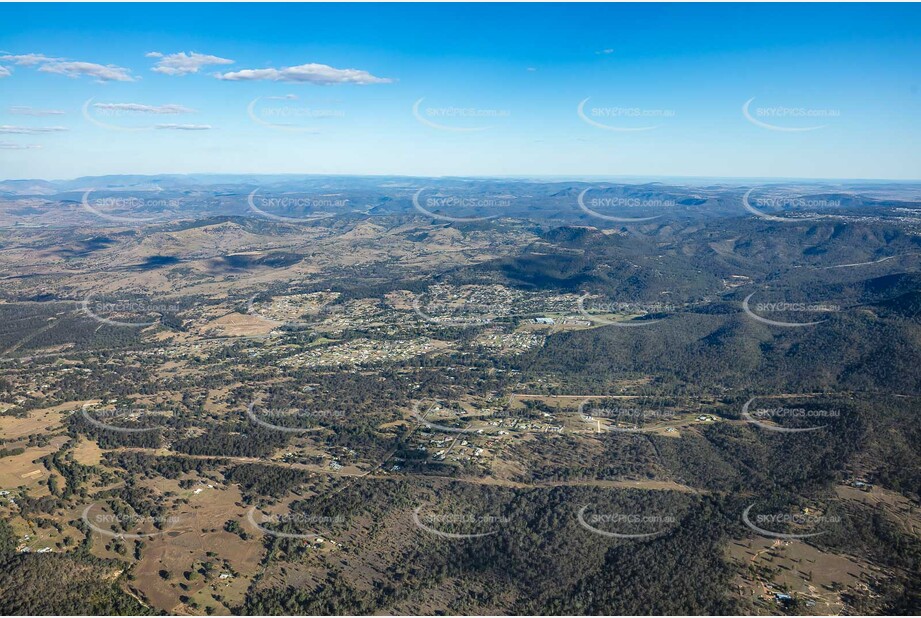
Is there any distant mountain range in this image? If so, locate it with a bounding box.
[1,175,919,228]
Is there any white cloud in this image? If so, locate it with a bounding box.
[149,51,234,76]
[39,61,135,82]
[266,94,298,100]
[526,67,537,72]
[216,63,392,85]
[0,141,41,150]
[0,66,10,78]
[0,125,68,134]
[0,53,135,82]
[155,123,212,130]
[0,53,61,66]
[93,103,195,114]
[9,106,66,116]
[595,49,615,55]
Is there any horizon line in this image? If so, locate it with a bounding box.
[4,172,920,184]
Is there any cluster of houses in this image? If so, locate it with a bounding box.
[281,337,438,369]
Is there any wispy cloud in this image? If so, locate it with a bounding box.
[0,53,135,82]
[216,62,392,85]
[595,48,615,55]
[0,125,68,134]
[147,51,234,76]
[93,103,195,114]
[9,106,66,116]
[0,53,61,66]
[0,66,10,78]
[39,61,134,82]
[266,94,298,100]
[154,123,212,131]
[0,141,41,150]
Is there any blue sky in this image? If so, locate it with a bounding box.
[1,3,919,180]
